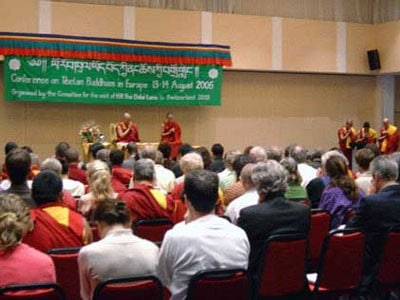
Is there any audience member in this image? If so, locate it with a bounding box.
[249,146,267,163]
[23,171,91,252]
[171,143,194,178]
[154,150,176,194]
[223,154,252,205]
[79,160,118,221]
[78,199,158,300]
[308,148,324,169]
[238,160,310,288]
[318,155,362,228]
[196,146,212,170]
[141,144,157,161]
[157,170,250,300]
[208,143,225,173]
[0,194,56,287]
[225,164,257,224]
[347,156,400,294]
[66,147,88,185]
[290,144,317,188]
[280,157,308,202]
[121,142,138,170]
[1,141,18,180]
[218,150,241,190]
[391,152,400,182]
[40,158,80,209]
[158,142,175,170]
[56,158,85,197]
[355,148,376,194]
[1,148,35,208]
[96,149,111,165]
[119,159,175,222]
[89,143,105,160]
[110,149,131,192]
[172,152,204,199]
[265,146,283,162]
[54,141,70,162]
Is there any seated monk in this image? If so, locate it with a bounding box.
[379,118,400,154]
[116,112,140,143]
[110,149,132,193]
[23,170,91,252]
[66,147,88,185]
[119,159,176,223]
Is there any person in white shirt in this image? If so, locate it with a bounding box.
[157,170,250,300]
[41,158,85,197]
[78,199,158,300]
[154,151,176,194]
[225,163,258,224]
[355,148,376,194]
[290,144,317,188]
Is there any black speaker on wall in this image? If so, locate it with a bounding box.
[367,49,381,70]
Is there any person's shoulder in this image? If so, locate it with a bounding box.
[19,243,54,265]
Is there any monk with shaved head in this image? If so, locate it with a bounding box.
[338,119,357,169]
[379,118,399,154]
[116,112,140,143]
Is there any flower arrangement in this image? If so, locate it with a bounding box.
[79,121,102,143]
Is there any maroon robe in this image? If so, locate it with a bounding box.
[23,203,85,253]
[119,183,176,222]
[68,163,88,185]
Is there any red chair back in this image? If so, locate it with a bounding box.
[47,247,81,300]
[186,269,248,300]
[257,233,307,298]
[311,229,364,295]
[308,210,331,269]
[93,276,163,300]
[133,219,173,245]
[0,282,65,300]
[377,229,400,287]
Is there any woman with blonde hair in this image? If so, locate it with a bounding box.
[79,160,118,220]
[0,194,56,286]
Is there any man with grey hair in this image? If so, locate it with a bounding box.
[249,146,267,163]
[290,144,317,188]
[141,144,157,161]
[154,150,176,194]
[265,146,283,162]
[41,158,85,197]
[225,163,257,224]
[347,156,400,293]
[238,160,310,287]
[119,158,175,222]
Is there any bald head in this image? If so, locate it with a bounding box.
[345,119,353,129]
[123,112,132,124]
[383,118,390,129]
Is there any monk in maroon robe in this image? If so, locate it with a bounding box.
[23,171,91,252]
[161,112,182,159]
[116,112,140,143]
[118,159,176,223]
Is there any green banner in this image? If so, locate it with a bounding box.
[4,56,222,106]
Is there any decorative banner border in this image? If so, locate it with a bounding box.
[0,32,232,66]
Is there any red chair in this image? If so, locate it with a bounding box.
[0,282,65,300]
[47,247,81,300]
[133,218,173,245]
[308,229,365,298]
[256,233,308,299]
[307,210,331,271]
[186,269,248,300]
[93,276,163,300]
[376,228,400,292]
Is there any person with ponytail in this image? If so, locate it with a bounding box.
[318,154,363,229]
[79,160,118,221]
[78,199,158,300]
[0,193,56,287]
